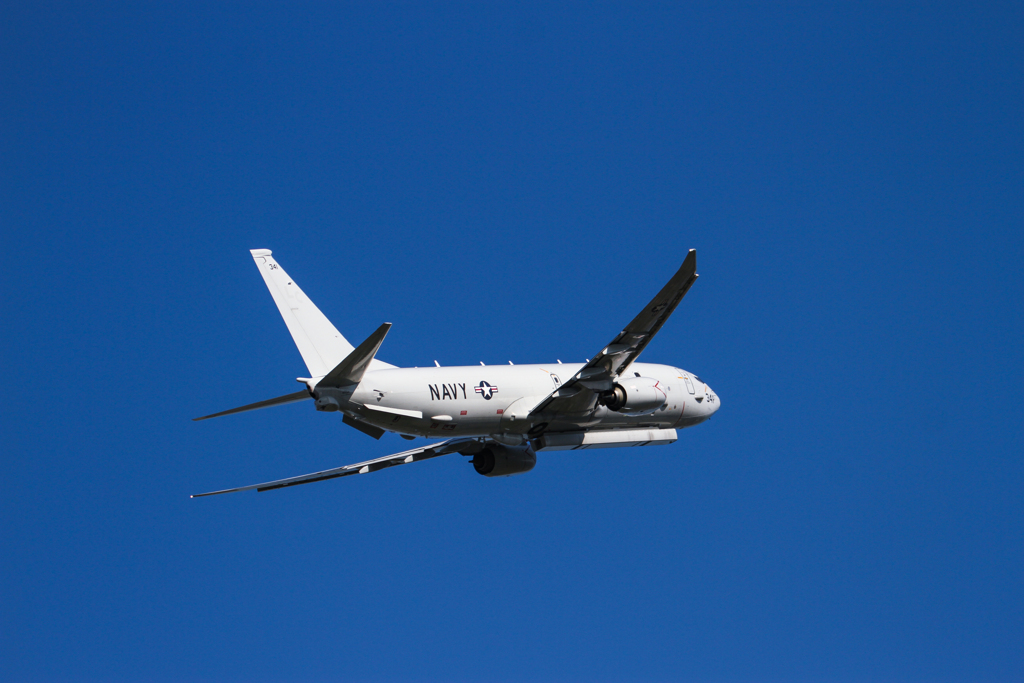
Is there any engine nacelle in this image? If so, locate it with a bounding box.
[599,377,667,416]
[470,444,536,477]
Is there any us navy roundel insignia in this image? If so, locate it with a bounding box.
[474,381,499,400]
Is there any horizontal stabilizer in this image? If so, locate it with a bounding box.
[318,322,392,388]
[193,390,311,421]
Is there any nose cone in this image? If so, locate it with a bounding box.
[706,384,720,414]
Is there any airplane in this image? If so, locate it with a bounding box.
[191,248,720,497]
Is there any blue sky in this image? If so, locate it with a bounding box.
[2,2,1022,681]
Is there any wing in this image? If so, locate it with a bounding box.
[531,249,698,417]
[190,438,475,497]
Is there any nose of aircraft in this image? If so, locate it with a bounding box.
[706,384,720,414]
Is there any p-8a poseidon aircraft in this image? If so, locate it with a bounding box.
[192,249,719,497]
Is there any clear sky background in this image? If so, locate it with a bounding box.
[2,2,1022,681]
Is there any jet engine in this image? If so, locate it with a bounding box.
[598,377,667,416]
[470,444,537,477]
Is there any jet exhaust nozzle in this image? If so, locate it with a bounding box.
[470,444,536,477]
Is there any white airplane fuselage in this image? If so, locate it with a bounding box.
[340,362,720,439]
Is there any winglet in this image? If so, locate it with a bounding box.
[317,322,392,388]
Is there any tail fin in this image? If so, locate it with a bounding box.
[249,249,395,376]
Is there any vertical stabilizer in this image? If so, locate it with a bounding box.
[249,250,394,376]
